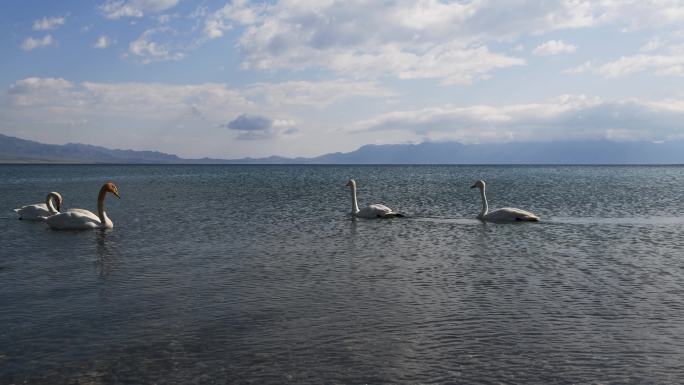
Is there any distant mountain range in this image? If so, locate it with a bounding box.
[0,133,182,163]
[2,133,684,164]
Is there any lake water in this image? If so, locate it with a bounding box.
[1,165,684,384]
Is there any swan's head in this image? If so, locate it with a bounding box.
[48,191,63,211]
[346,179,356,188]
[104,181,121,199]
[470,180,486,190]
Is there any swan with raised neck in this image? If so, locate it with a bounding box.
[47,182,121,230]
[470,180,539,222]
[346,179,403,219]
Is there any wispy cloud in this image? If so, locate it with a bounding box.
[246,80,396,108]
[20,35,55,51]
[569,53,684,78]
[128,29,185,63]
[204,0,263,39]
[99,0,179,19]
[94,35,114,49]
[33,16,65,31]
[533,40,577,56]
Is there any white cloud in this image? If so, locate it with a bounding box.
[532,40,577,56]
[356,95,684,143]
[200,0,684,85]
[569,33,684,78]
[203,0,534,84]
[81,1,684,86]
[99,0,179,19]
[205,0,264,39]
[195,0,684,85]
[246,80,396,108]
[128,29,185,63]
[3,77,396,155]
[569,54,684,78]
[94,35,113,49]
[33,16,65,31]
[3,76,390,145]
[8,77,75,107]
[7,77,251,120]
[397,44,525,85]
[6,77,393,115]
[20,35,55,51]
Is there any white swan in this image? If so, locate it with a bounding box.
[471,180,539,222]
[346,179,403,219]
[14,192,63,221]
[47,182,120,230]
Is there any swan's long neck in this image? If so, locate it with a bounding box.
[350,183,360,214]
[46,193,59,215]
[479,186,489,218]
[97,187,108,226]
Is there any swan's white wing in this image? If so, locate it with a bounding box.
[485,207,539,222]
[46,209,102,230]
[14,203,50,221]
[356,204,401,219]
[65,208,95,215]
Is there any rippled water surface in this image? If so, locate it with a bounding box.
[2,165,684,384]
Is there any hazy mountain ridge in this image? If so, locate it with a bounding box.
[0,134,182,163]
[2,133,684,164]
[308,141,684,164]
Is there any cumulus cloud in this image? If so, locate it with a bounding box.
[532,40,577,56]
[202,0,532,84]
[94,35,113,49]
[20,35,55,51]
[356,95,684,143]
[33,16,65,31]
[225,113,296,140]
[99,0,179,19]
[197,1,684,82]
[128,29,185,63]
[195,0,684,84]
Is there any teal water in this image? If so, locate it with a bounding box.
[1,165,684,384]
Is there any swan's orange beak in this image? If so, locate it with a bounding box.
[113,190,121,199]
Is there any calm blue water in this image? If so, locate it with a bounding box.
[2,165,684,384]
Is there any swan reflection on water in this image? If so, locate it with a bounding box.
[95,228,120,280]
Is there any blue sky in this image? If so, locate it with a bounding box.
[3,0,684,158]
